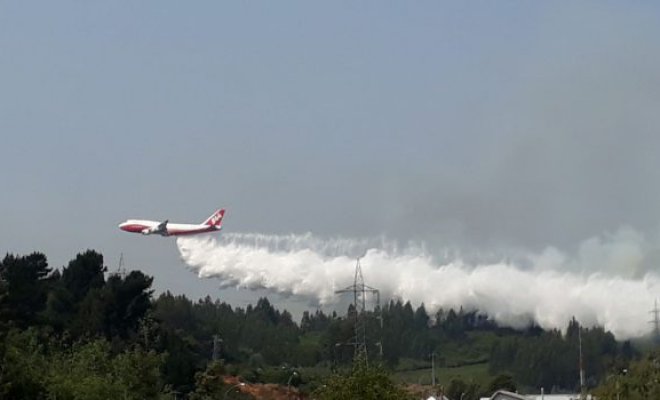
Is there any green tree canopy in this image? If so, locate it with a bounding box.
[0,253,52,327]
[315,360,414,400]
[595,353,660,400]
[61,250,106,302]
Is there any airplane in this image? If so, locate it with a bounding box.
[118,209,225,237]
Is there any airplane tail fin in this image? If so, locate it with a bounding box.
[203,209,225,228]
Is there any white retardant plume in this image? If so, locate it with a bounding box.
[176,230,660,339]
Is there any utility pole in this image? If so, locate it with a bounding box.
[579,326,586,400]
[212,335,223,362]
[431,352,436,387]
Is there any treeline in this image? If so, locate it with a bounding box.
[0,250,645,399]
[490,318,636,392]
[0,251,161,398]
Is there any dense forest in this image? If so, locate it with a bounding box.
[0,250,654,399]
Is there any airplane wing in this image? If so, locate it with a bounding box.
[155,220,169,235]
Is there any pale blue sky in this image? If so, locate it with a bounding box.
[2,2,660,304]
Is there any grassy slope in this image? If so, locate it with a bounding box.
[294,330,500,389]
[392,331,500,387]
[393,362,491,387]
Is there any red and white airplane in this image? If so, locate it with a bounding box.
[119,209,225,237]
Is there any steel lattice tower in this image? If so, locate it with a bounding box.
[335,258,380,365]
[650,299,660,345]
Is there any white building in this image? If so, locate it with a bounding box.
[480,390,591,400]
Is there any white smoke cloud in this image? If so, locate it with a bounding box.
[177,229,660,339]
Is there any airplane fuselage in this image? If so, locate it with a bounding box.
[119,209,225,237]
[119,220,220,236]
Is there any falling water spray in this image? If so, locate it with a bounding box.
[177,231,660,339]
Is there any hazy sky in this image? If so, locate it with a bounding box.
[2,2,660,307]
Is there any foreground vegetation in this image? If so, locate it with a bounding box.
[0,250,657,398]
